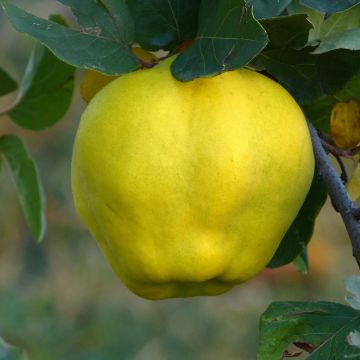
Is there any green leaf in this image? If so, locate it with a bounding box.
[315,50,360,95]
[258,301,360,359]
[313,3,360,53]
[0,68,17,96]
[260,14,313,50]
[255,48,323,104]
[8,44,75,130]
[0,337,27,360]
[0,0,139,75]
[248,0,292,19]
[0,135,45,242]
[58,0,134,43]
[346,276,360,311]
[268,173,327,268]
[300,0,360,14]
[171,1,268,82]
[127,0,201,51]
[293,248,309,274]
[314,28,360,53]
[302,95,337,132]
[337,72,360,102]
[287,0,324,42]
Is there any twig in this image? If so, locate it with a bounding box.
[138,59,157,69]
[334,154,348,184]
[320,138,360,159]
[308,122,360,268]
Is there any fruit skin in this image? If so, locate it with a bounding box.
[72,57,314,300]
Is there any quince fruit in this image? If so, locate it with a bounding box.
[71,57,314,300]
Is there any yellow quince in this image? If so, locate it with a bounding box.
[71,57,314,300]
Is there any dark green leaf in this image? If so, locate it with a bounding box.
[255,48,323,104]
[337,72,360,102]
[127,0,201,51]
[0,135,45,242]
[316,50,360,95]
[0,0,139,75]
[9,44,75,130]
[248,0,292,19]
[302,95,337,132]
[287,0,324,42]
[0,337,27,360]
[260,14,312,50]
[258,301,360,360]
[102,0,136,41]
[171,1,268,82]
[317,3,360,39]
[58,0,134,43]
[300,0,360,14]
[0,68,17,96]
[268,173,327,268]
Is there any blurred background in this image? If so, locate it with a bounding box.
[0,2,358,359]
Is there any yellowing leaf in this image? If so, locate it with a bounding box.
[330,100,360,149]
[80,70,118,103]
[132,47,159,64]
[347,162,360,201]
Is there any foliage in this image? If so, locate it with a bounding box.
[259,276,360,358]
[0,135,45,242]
[9,43,75,130]
[0,337,27,360]
[171,0,268,81]
[268,173,327,270]
[0,0,360,357]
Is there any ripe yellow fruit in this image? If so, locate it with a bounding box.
[72,57,314,300]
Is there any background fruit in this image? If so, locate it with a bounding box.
[330,100,360,149]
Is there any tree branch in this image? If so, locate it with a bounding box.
[308,122,360,268]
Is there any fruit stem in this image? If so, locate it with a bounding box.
[308,121,360,268]
[320,138,360,159]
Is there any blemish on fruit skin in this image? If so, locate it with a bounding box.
[105,203,116,214]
